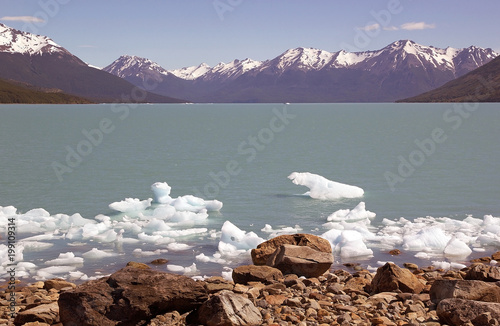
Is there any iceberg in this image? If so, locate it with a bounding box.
[288,172,364,199]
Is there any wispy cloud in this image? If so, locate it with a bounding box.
[0,16,46,23]
[383,26,399,31]
[358,23,380,32]
[400,22,436,31]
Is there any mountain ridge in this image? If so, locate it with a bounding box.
[0,24,185,103]
[104,40,497,103]
[399,55,500,102]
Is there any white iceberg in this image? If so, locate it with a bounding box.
[288,172,364,200]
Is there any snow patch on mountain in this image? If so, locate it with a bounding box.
[104,55,170,78]
[0,23,66,55]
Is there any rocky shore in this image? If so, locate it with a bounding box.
[1,234,500,326]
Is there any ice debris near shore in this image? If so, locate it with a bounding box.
[288,172,364,199]
[1,178,500,283]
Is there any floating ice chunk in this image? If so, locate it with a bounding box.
[132,248,168,256]
[151,182,172,204]
[444,237,472,257]
[137,232,163,243]
[222,267,233,282]
[82,248,116,259]
[167,242,193,251]
[327,202,376,223]
[69,271,89,281]
[151,205,176,219]
[143,219,171,233]
[288,172,364,200]
[414,252,430,259]
[170,195,223,213]
[338,230,373,258]
[109,198,152,212]
[432,261,451,270]
[403,227,451,252]
[218,221,265,257]
[261,224,302,237]
[167,263,198,274]
[195,253,228,264]
[37,266,76,278]
[44,252,83,266]
[20,241,54,251]
[168,210,208,223]
[156,228,207,238]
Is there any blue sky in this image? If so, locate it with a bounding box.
[2,0,500,70]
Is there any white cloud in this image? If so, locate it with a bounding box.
[358,23,380,32]
[400,22,436,31]
[0,16,46,23]
[383,26,399,31]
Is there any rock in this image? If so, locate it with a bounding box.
[126,261,151,269]
[430,279,500,303]
[14,302,59,325]
[492,251,500,260]
[266,244,333,278]
[437,298,500,325]
[465,263,500,282]
[197,290,262,326]
[232,265,283,285]
[58,267,207,326]
[147,311,183,326]
[371,263,425,294]
[404,263,419,270]
[43,279,76,291]
[251,233,332,265]
[389,249,401,255]
[150,258,169,265]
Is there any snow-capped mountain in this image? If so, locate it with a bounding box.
[104,55,170,81]
[0,23,70,56]
[0,23,183,102]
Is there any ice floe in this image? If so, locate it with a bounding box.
[288,172,364,200]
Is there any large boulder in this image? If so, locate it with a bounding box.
[437,298,500,325]
[465,263,500,282]
[232,265,283,285]
[196,290,262,326]
[251,233,332,265]
[266,244,333,278]
[58,267,208,326]
[14,302,59,326]
[371,263,425,294]
[430,279,500,303]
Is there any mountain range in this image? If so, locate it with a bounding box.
[104,40,498,103]
[400,55,500,102]
[0,22,498,103]
[0,23,183,103]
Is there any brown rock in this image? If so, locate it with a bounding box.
[265,294,287,306]
[58,267,207,326]
[266,244,333,278]
[430,279,500,303]
[150,258,169,265]
[251,233,332,265]
[14,302,59,326]
[197,290,262,326]
[126,261,150,269]
[147,311,183,326]
[371,263,425,294]
[492,251,500,260]
[465,263,500,282]
[232,265,283,285]
[43,279,76,291]
[437,298,500,325]
[389,249,401,255]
